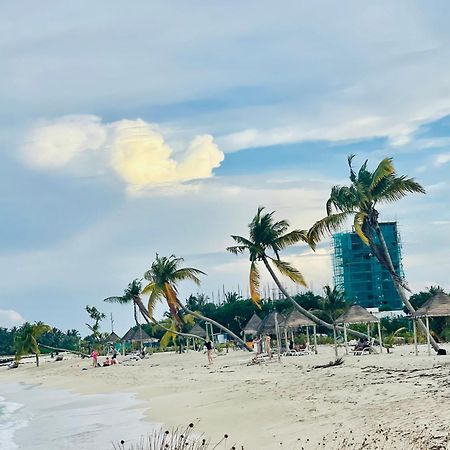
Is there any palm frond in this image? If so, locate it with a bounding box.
[275,229,309,250]
[376,175,426,203]
[369,157,394,191]
[147,285,163,318]
[141,282,155,295]
[249,261,261,308]
[271,259,307,287]
[226,245,248,255]
[307,212,352,248]
[104,296,129,304]
[353,212,369,245]
[172,267,206,285]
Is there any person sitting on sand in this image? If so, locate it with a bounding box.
[111,351,118,364]
[204,340,213,364]
[103,357,111,367]
[91,349,98,368]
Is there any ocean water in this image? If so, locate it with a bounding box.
[0,383,159,449]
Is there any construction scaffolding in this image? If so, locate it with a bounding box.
[332,222,404,310]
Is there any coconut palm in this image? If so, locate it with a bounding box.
[14,322,51,367]
[142,254,251,351]
[227,207,369,340]
[104,279,203,342]
[307,155,439,352]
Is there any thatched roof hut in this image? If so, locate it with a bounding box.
[106,332,121,343]
[258,311,286,334]
[412,292,450,318]
[242,313,262,335]
[285,310,315,329]
[122,326,156,343]
[189,323,207,338]
[335,304,379,324]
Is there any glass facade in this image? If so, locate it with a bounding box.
[332,222,403,310]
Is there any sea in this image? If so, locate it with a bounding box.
[0,383,158,449]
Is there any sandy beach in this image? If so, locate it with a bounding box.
[1,345,450,449]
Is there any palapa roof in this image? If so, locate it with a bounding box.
[258,311,286,334]
[106,332,121,343]
[242,313,262,334]
[412,292,450,318]
[121,326,154,342]
[335,304,379,324]
[285,310,315,329]
[189,323,207,338]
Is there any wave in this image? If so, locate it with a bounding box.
[0,396,28,450]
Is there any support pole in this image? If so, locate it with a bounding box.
[274,313,281,363]
[367,323,371,342]
[343,323,348,355]
[377,322,382,354]
[426,316,431,356]
[333,324,338,359]
[313,325,318,354]
[284,328,288,352]
[306,325,310,346]
[413,319,418,356]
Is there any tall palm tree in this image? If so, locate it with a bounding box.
[14,322,51,367]
[104,279,204,342]
[227,207,367,340]
[307,155,439,352]
[142,254,252,351]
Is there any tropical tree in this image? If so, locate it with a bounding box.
[141,254,252,350]
[85,305,106,342]
[227,207,368,340]
[307,155,439,352]
[14,322,51,367]
[104,279,210,343]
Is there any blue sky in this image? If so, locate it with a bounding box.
[1,1,450,335]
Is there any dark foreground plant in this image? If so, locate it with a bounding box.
[112,423,241,450]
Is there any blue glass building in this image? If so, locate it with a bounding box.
[332,222,403,310]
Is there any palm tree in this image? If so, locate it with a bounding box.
[104,279,210,342]
[14,322,51,367]
[320,285,348,358]
[307,155,439,352]
[142,254,251,351]
[227,207,368,340]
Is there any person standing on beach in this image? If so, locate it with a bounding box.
[204,340,213,364]
[265,335,272,358]
[91,349,98,368]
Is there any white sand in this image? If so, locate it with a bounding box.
[1,345,450,449]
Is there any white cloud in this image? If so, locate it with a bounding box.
[22,116,224,191]
[111,119,223,190]
[0,309,25,328]
[22,115,107,168]
[435,153,450,166]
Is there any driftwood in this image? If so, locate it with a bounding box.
[312,357,344,369]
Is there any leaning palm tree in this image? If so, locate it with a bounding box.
[14,322,51,367]
[307,155,439,352]
[142,254,251,351]
[104,279,203,342]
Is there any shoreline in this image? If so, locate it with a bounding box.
[1,345,450,449]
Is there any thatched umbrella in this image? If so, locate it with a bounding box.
[106,332,121,343]
[285,310,318,354]
[412,292,450,356]
[242,313,262,342]
[189,323,207,339]
[335,304,381,355]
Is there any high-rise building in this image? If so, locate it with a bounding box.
[332,222,403,310]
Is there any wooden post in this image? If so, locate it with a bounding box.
[377,322,382,354]
[333,324,338,359]
[284,328,289,352]
[343,323,348,355]
[413,319,418,356]
[426,316,431,356]
[367,323,371,342]
[274,312,281,363]
[306,325,310,346]
[313,325,318,354]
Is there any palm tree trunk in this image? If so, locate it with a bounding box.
[373,223,440,353]
[35,353,39,367]
[179,304,253,352]
[261,256,370,341]
[132,297,209,342]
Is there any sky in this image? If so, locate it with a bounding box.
[1,1,450,336]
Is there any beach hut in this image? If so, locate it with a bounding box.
[285,310,317,354]
[412,292,450,356]
[121,326,157,351]
[105,332,121,343]
[335,304,381,355]
[242,313,262,343]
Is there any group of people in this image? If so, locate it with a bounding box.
[252,334,272,358]
[91,349,118,368]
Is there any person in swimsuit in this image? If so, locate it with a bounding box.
[204,340,213,364]
[91,349,98,368]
